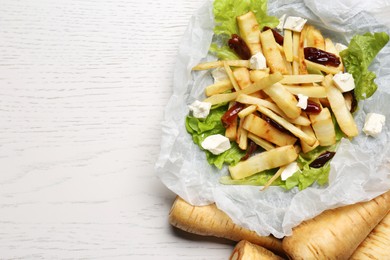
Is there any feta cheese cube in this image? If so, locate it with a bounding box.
[363,113,386,137]
[333,72,355,92]
[281,162,300,181]
[188,100,212,119]
[296,94,309,109]
[249,52,267,70]
[283,16,307,32]
[335,43,348,53]
[211,67,228,83]
[276,14,286,31]
[201,134,231,155]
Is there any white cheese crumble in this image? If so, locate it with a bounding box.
[276,14,286,31]
[283,16,307,32]
[333,72,355,92]
[363,113,386,137]
[281,162,300,181]
[296,94,309,109]
[335,43,348,53]
[201,134,231,155]
[249,52,267,70]
[211,67,228,83]
[188,100,212,119]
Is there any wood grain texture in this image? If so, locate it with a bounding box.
[0,0,233,258]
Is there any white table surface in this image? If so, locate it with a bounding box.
[0,0,234,259]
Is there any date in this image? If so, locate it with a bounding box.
[302,100,322,114]
[309,151,336,168]
[228,34,252,60]
[221,102,245,128]
[304,47,341,67]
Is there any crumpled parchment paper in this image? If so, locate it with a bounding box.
[156,0,390,238]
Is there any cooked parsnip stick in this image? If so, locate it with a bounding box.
[225,102,238,141]
[323,75,358,137]
[350,212,390,259]
[280,74,324,84]
[263,83,301,119]
[309,107,336,146]
[205,80,233,96]
[282,191,390,260]
[204,73,283,105]
[243,114,297,147]
[237,11,262,55]
[237,118,248,150]
[169,197,284,254]
[224,61,241,91]
[230,240,284,260]
[292,31,300,75]
[229,145,298,180]
[257,105,317,146]
[261,166,286,191]
[305,25,325,50]
[238,105,257,119]
[304,59,341,74]
[233,67,252,89]
[261,30,289,75]
[193,60,250,70]
[298,25,308,74]
[285,86,327,98]
[300,124,320,153]
[325,38,344,72]
[247,133,275,151]
[283,29,294,62]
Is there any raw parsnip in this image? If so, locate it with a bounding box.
[230,240,284,260]
[169,197,284,254]
[282,191,390,260]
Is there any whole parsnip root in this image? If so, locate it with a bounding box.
[282,191,390,260]
[230,240,284,260]
[169,197,283,255]
[350,212,390,259]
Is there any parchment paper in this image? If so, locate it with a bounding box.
[156,0,390,238]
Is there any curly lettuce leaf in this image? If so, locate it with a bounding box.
[186,105,245,169]
[340,32,389,100]
[210,43,240,60]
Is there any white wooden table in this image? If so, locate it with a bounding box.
[0,0,234,258]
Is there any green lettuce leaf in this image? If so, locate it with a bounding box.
[210,43,240,60]
[186,105,245,169]
[340,32,389,101]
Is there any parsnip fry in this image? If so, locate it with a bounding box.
[169,197,284,254]
[263,83,301,119]
[193,60,250,71]
[285,86,327,98]
[243,114,297,147]
[205,72,282,108]
[325,38,344,72]
[257,106,317,146]
[230,240,284,260]
[261,166,286,191]
[280,74,324,84]
[305,59,341,74]
[292,31,300,75]
[237,11,262,55]
[283,29,294,62]
[260,30,289,74]
[306,25,325,50]
[233,67,252,89]
[225,102,238,141]
[298,25,308,74]
[238,105,257,119]
[247,133,275,151]
[309,107,336,146]
[229,145,298,180]
[224,61,241,91]
[283,191,390,260]
[300,124,320,153]
[205,80,233,96]
[237,118,248,150]
[323,75,358,137]
[350,212,390,259]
